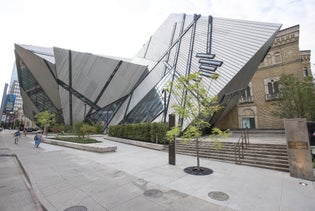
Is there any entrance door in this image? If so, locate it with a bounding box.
[242,117,256,129]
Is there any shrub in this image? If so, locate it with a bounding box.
[54,136,100,144]
[64,125,73,133]
[95,123,104,134]
[50,124,65,134]
[108,122,169,144]
[74,122,97,137]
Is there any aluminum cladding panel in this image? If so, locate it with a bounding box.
[20,89,39,121]
[19,44,55,63]
[134,14,184,62]
[124,13,281,127]
[55,48,122,102]
[58,86,71,125]
[97,62,147,108]
[54,47,70,83]
[203,17,282,96]
[15,44,62,110]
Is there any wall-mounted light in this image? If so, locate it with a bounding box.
[299,182,308,186]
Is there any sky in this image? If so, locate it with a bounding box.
[1,0,314,102]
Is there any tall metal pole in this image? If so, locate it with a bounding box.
[163,90,167,123]
[168,114,176,165]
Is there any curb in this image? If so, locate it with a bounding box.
[0,152,47,211]
[42,138,117,153]
[104,135,165,151]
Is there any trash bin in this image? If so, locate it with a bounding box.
[307,122,315,161]
[306,122,315,146]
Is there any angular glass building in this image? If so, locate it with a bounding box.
[14,13,281,131]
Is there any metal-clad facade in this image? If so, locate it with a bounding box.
[15,13,281,131]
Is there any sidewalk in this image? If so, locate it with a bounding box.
[1,130,315,211]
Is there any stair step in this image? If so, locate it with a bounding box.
[238,163,289,172]
[176,151,289,172]
[173,140,289,172]
[175,147,288,157]
[176,141,287,149]
[176,150,288,163]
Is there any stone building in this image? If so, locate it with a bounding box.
[216,25,312,130]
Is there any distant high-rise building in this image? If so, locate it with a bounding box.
[0,83,9,123]
[8,64,23,112]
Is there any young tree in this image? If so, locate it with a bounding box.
[166,72,229,172]
[272,74,315,120]
[74,122,96,138]
[34,111,56,136]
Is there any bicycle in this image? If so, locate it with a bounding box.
[14,136,19,144]
[13,131,20,144]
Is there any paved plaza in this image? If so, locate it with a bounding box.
[0,130,314,211]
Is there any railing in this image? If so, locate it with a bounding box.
[239,96,254,104]
[265,93,281,101]
[234,129,249,164]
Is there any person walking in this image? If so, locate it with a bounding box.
[14,130,21,144]
[34,132,42,148]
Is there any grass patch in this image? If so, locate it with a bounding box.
[54,136,101,144]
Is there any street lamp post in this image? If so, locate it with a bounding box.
[163,89,167,123]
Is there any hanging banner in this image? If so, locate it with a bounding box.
[5,94,16,112]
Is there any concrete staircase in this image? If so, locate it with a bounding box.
[175,139,289,172]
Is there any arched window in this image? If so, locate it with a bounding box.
[273,81,279,93]
[268,82,273,94]
[265,78,280,101]
[242,86,251,97]
[240,83,253,103]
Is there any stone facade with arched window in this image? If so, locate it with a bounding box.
[216,25,312,130]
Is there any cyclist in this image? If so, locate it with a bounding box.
[14,130,21,144]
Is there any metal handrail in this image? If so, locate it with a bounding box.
[234,129,250,164]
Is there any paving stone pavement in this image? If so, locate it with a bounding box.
[0,130,315,211]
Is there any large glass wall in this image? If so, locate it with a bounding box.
[89,97,126,130]
[121,88,164,124]
[17,58,64,123]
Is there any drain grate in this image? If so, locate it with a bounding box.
[143,189,163,198]
[208,191,229,201]
[64,205,88,211]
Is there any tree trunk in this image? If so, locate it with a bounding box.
[44,126,47,138]
[196,138,200,171]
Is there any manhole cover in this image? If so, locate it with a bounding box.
[143,189,163,198]
[184,166,213,176]
[64,205,87,211]
[208,191,229,201]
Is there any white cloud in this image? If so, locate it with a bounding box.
[1,0,314,101]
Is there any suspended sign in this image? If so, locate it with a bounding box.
[5,94,16,112]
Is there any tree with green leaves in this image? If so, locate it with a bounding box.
[74,122,97,138]
[272,74,315,120]
[166,72,229,172]
[34,111,56,136]
[14,119,20,129]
